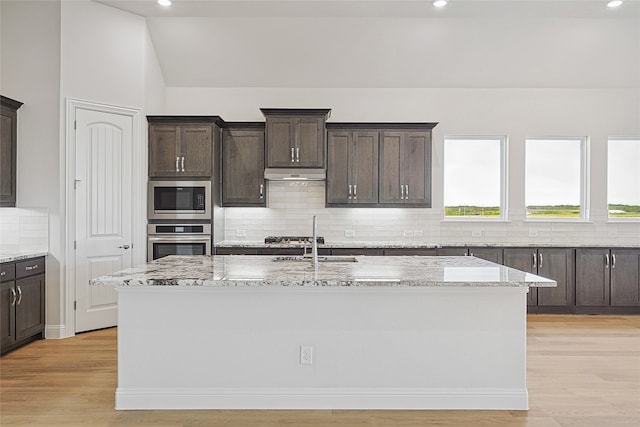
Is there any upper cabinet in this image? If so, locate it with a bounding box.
[379,129,434,207]
[1,96,23,207]
[222,123,266,207]
[261,108,331,168]
[326,127,379,206]
[148,116,223,178]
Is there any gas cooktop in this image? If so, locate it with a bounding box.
[264,236,325,244]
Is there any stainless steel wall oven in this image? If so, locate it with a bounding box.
[147,224,211,261]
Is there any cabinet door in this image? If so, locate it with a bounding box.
[385,248,437,256]
[180,125,212,177]
[0,281,17,351]
[326,131,351,204]
[379,132,403,203]
[266,117,295,167]
[503,248,537,305]
[351,132,379,204]
[611,249,640,306]
[537,248,575,307]
[576,249,610,306]
[468,247,503,264]
[437,247,468,256]
[331,248,384,256]
[15,274,45,341]
[296,117,325,167]
[222,129,265,206]
[0,106,17,206]
[149,125,180,177]
[402,132,431,206]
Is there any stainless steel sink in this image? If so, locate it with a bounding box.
[272,256,358,263]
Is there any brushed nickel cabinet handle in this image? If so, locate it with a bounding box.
[181,156,185,172]
[291,147,295,162]
[532,253,537,269]
[10,288,16,306]
[405,185,409,200]
[612,254,616,269]
[16,286,23,305]
[259,184,264,199]
[400,185,404,200]
[348,184,352,200]
[176,156,180,172]
[605,253,610,269]
[1,271,5,277]
[25,264,39,271]
[353,184,357,200]
[539,254,543,269]
[296,147,300,162]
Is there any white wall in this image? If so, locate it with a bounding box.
[1,0,62,332]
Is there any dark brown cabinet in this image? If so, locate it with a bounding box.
[503,248,575,310]
[576,248,640,310]
[326,129,379,206]
[222,124,266,207]
[437,247,503,264]
[261,109,330,168]
[1,96,23,207]
[148,116,223,178]
[1,256,45,355]
[379,130,433,207]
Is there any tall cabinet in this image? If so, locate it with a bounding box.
[222,123,266,207]
[1,96,23,207]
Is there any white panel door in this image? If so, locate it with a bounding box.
[75,108,133,333]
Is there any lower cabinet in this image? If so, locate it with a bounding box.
[576,248,640,313]
[1,257,45,355]
[503,248,575,312]
[437,247,503,264]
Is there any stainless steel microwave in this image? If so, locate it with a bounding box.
[148,180,211,220]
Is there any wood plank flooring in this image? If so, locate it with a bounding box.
[1,315,639,426]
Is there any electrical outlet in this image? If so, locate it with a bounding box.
[235,230,246,238]
[300,345,313,365]
[404,231,414,237]
[414,230,424,238]
[344,230,355,238]
[528,230,538,237]
[471,230,482,237]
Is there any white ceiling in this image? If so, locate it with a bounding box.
[94,1,640,88]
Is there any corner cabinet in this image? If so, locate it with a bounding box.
[379,127,435,207]
[148,116,224,178]
[326,128,379,206]
[1,96,23,207]
[1,256,46,355]
[261,108,330,168]
[222,123,266,207]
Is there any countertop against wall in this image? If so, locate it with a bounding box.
[0,251,48,264]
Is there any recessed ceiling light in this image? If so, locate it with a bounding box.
[607,0,623,8]
[433,0,448,7]
[157,0,172,7]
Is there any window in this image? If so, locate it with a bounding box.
[525,137,587,220]
[444,136,506,219]
[608,138,640,219]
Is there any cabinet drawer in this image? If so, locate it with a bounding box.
[16,257,45,279]
[0,263,16,283]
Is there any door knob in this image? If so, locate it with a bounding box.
[118,244,131,250]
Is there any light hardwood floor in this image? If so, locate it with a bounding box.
[1,315,639,427]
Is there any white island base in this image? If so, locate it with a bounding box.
[115,285,529,410]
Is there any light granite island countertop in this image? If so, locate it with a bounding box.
[91,255,556,411]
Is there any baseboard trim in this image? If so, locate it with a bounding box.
[115,387,529,410]
[44,324,68,339]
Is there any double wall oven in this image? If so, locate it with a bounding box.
[147,180,213,261]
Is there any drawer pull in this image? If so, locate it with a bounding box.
[1,271,5,277]
[25,264,39,271]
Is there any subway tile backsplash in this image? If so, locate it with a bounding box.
[0,208,49,253]
[223,182,640,246]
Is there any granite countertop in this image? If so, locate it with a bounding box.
[91,255,556,288]
[215,241,639,249]
[0,251,48,264]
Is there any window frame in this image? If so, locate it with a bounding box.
[524,136,589,222]
[442,135,508,221]
[607,136,640,222]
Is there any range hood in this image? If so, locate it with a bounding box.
[264,168,326,181]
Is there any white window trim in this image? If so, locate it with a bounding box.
[442,135,508,222]
[524,136,589,222]
[607,136,640,222]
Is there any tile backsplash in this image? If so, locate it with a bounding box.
[223,182,640,246]
[0,208,49,253]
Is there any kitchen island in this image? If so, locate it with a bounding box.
[91,255,556,410]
